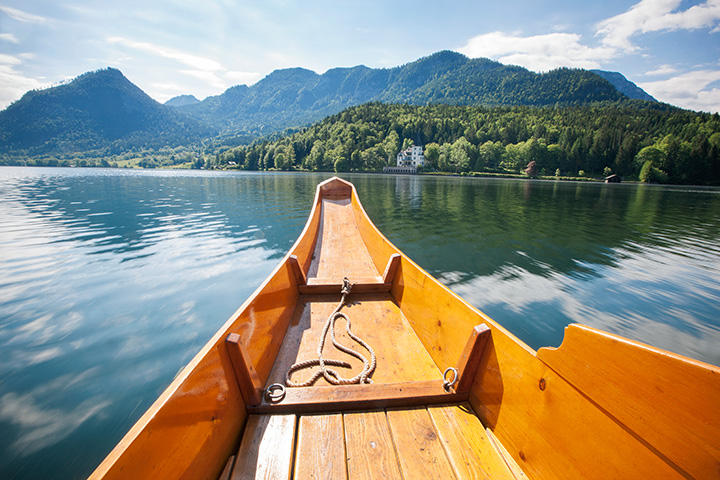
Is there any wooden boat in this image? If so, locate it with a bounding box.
[91,176,720,480]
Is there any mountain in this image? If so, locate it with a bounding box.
[591,70,657,102]
[0,68,211,155]
[165,94,201,107]
[178,51,641,136]
[0,53,662,158]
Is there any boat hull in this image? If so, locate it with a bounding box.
[91,177,720,480]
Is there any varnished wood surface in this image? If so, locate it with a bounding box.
[537,324,720,480]
[266,293,442,388]
[233,404,522,480]
[231,414,296,480]
[294,414,348,480]
[386,407,458,479]
[428,404,515,480]
[249,380,465,414]
[91,177,720,480]
[307,197,380,281]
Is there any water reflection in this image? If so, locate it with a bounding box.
[0,168,331,478]
[352,176,720,366]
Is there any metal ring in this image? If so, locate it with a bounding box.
[442,367,458,391]
[265,383,286,402]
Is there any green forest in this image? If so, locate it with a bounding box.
[213,102,720,185]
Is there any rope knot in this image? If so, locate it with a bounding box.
[341,277,352,296]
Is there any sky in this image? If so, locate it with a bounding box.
[1,0,719,113]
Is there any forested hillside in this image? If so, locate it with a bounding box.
[0,52,659,163]
[176,51,631,137]
[0,68,211,156]
[215,102,720,185]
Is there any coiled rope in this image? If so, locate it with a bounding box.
[286,277,376,387]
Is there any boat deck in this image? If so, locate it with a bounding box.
[267,196,440,387]
[223,403,521,480]
[266,292,442,387]
[223,195,524,478]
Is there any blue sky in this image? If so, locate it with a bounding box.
[1,0,719,112]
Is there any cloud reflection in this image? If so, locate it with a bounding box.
[443,241,720,366]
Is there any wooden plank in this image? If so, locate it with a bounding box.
[294,414,348,480]
[386,407,457,479]
[249,380,465,414]
[265,294,442,388]
[308,198,380,281]
[486,428,527,480]
[298,276,390,294]
[428,404,515,480]
[225,333,263,406]
[231,414,296,480]
[344,410,402,480]
[288,255,307,286]
[454,324,490,393]
[382,254,401,285]
[218,456,235,480]
[537,323,720,480]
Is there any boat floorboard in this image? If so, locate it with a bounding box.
[307,197,379,282]
[228,403,519,480]
[267,293,441,387]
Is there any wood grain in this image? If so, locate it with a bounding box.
[249,380,464,414]
[428,404,515,480]
[537,323,720,480]
[294,414,348,480]
[266,293,441,387]
[344,410,402,480]
[454,324,490,393]
[231,414,296,480]
[386,407,457,479]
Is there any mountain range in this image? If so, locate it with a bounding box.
[0,51,659,157]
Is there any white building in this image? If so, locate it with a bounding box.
[396,145,425,168]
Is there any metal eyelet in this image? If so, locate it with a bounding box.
[442,367,458,391]
[265,383,286,402]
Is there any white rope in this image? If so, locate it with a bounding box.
[286,277,376,387]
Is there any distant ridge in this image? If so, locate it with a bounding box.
[0,52,662,156]
[165,94,201,107]
[0,68,210,155]
[177,51,639,136]
[591,70,657,102]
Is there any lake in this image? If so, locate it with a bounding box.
[1,167,719,479]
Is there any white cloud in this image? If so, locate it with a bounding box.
[597,0,720,51]
[0,33,19,44]
[638,69,720,112]
[0,392,110,456]
[225,70,262,85]
[0,5,49,24]
[643,64,678,76]
[0,57,48,109]
[106,36,224,72]
[458,31,616,71]
[179,69,226,90]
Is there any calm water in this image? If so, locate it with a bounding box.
[1,168,719,479]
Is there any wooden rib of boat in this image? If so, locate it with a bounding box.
[90,176,720,480]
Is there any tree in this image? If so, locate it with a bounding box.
[334,156,350,172]
[634,146,665,170]
[424,143,440,169]
[450,137,472,173]
[639,161,668,183]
